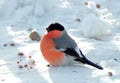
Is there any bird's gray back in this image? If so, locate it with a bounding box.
[53,31,77,49]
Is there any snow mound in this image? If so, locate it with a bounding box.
[81,1,118,39]
[82,14,110,39]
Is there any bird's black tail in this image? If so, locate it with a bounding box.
[75,57,103,70]
[78,50,103,70]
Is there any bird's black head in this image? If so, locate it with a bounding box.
[46,23,64,32]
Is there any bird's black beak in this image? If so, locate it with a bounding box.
[46,27,49,32]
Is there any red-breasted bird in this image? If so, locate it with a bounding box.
[40,23,103,70]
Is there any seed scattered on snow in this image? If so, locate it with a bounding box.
[18,52,24,56]
[108,72,113,77]
[47,64,50,67]
[28,56,32,58]
[10,43,15,46]
[24,64,28,67]
[30,67,33,69]
[96,4,100,8]
[17,61,20,64]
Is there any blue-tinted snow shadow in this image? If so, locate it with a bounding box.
[48,65,101,83]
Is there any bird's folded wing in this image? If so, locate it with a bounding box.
[62,48,82,59]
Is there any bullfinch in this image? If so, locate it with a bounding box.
[40,23,103,70]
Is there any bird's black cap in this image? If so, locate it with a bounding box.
[46,23,64,32]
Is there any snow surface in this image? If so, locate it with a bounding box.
[0,0,120,83]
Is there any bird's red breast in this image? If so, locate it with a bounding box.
[40,33,64,66]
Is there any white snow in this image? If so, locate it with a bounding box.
[0,0,120,83]
[81,14,110,39]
